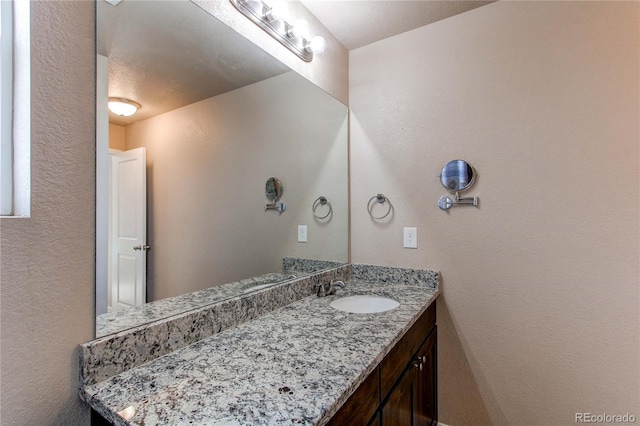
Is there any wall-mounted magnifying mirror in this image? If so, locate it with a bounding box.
[265,177,283,201]
[439,159,476,193]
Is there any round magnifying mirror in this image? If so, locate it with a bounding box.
[265,177,283,201]
[439,160,476,193]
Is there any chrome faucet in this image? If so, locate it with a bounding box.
[316,279,346,297]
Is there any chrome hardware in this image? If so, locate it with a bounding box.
[265,177,286,214]
[439,159,476,193]
[312,196,332,220]
[265,177,283,202]
[133,245,150,251]
[367,193,392,220]
[414,362,423,371]
[316,279,346,297]
[229,0,314,62]
[265,201,286,214]
[438,159,479,211]
[329,280,345,295]
[438,192,479,211]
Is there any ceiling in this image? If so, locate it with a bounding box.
[98,0,289,125]
[98,0,494,126]
[299,0,495,50]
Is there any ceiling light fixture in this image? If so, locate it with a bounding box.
[230,0,326,62]
[108,97,141,117]
[263,0,288,22]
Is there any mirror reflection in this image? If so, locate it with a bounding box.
[96,0,348,337]
[265,177,283,201]
[439,159,476,193]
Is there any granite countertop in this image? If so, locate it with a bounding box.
[96,258,345,338]
[95,271,305,337]
[82,279,439,425]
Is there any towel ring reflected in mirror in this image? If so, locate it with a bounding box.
[312,196,332,220]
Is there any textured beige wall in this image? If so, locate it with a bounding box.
[109,124,126,151]
[349,2,639,425]
[0,1,95,425]
[191,0,349,105]
[126,72,348,301]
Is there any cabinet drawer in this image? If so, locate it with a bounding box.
[380,302,436,398]
[327,366,380,426]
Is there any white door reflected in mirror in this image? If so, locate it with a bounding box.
[109,147,147,311]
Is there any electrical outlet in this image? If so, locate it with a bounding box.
[403,227,417,249]
[298,225,308,243]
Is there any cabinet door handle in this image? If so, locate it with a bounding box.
[414,362,423,371]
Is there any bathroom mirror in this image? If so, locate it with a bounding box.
[265,177,283,201]
[439,159,476,193]
[96,0,348,337]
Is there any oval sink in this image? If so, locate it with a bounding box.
[329,295,400,314]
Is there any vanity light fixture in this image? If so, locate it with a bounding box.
[229,0,326,62]
[108,97,141,117]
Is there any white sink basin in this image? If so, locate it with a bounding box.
[329,295,400,314]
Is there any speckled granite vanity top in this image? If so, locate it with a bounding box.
[81,265,439,425]
[97,258,344,337]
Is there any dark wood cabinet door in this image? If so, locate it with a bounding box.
[328,302,437,426]
[380,303,436,397]
[381,363,417,426]
[91,409,114,426]
[328,367,380,426]
[415,328,437,426]
[368,411,381,426]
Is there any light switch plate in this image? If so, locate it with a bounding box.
[403,227,417,249]
[298,225,308,243]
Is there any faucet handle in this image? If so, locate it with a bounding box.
[325,279,346,296]
[330,279,346,288]
[317,280,345,297]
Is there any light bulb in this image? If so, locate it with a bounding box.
[306,35,326,54]
[290,19,310,39]
[108,97,141,117]
[264,0,288,21]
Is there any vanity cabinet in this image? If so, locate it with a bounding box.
[382,327,437,426]
[328,302,437,426]
[328,366,380,425]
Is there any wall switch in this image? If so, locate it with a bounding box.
[298,225,308,243]
[403,227,417,249]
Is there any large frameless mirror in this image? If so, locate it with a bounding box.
[95,0,348,337]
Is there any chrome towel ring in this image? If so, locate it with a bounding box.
[367,194,392,220]
[312,196,332,219]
